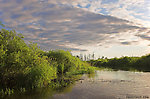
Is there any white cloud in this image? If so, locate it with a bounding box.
[71,0,150,28]
[0,0,150,57]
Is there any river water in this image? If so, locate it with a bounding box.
[5,71,150,99]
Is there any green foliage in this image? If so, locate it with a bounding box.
[89,55,150,72]
[44,50,94,76]
[0,29,56,91]
[0,27,94,96]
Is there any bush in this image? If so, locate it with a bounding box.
[89,55,150,72]
[0,29,57,90]
[44,50,94,76]
[0,28,94,96]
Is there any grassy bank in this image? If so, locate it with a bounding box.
[88,55,150,72]
[0,28,94,97]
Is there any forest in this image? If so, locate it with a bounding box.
[88,55,150,72]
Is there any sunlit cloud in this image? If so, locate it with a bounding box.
[0,0,150,57]
[72,0,150,28]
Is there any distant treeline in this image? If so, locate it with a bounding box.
[0,27,94,96]
[88,55,150,72]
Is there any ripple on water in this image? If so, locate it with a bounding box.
[4,70,150,99]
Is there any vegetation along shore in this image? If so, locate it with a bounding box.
[0,23,150,97]
[0,26,94,97]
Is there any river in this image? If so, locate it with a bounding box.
[4,71,150,99]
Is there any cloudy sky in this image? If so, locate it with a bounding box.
[0,0,150,58]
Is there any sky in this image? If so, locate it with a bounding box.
[0,0,150,58]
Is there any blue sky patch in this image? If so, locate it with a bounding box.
[101,0,119,4]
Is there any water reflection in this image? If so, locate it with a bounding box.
[54,71,150,99]
[4,71,150,99]
[3,76,80,99]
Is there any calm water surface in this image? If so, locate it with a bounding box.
[5,71,150,99]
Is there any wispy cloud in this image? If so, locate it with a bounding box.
[0,0,150,57]
[72,0,150,27]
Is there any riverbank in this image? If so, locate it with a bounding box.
[0,28,95,97]
[2,70,150,99]
[88,55,150,72]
